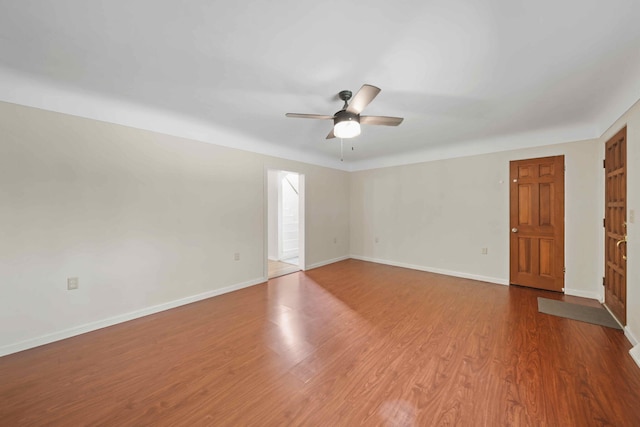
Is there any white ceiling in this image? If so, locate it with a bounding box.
[1,0,639,170]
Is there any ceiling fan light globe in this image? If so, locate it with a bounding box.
[334,120,361,138]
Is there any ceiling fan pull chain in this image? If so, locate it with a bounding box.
[340,138,344,161]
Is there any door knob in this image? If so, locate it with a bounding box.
[512,228,518,233]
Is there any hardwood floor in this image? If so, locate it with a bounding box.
[268,258,299,278]
[1,259,640,426]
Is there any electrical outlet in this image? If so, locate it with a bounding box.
[234,253,240,261]
[67,277,79,290]
[481,248,488,255]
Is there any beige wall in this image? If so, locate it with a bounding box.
[0,101,350,355]
[600,98,640,345]
[350,139,602,297]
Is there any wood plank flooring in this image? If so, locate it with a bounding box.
[268,258,300,278]
[1,259,640,426]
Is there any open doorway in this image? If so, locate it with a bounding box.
[267,170,305,278]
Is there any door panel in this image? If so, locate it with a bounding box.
[518,185,532,224]
[604,127,627,325]
[540,239,553,276]
[539,183,553,225]
[518,238,532,273]
[510,156,565,292]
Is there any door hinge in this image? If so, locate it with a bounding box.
[603,218,606,228]
[603,159,606,168]
[602,276,606,286]
[563,267,566,274]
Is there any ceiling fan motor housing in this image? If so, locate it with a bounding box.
[334,110,359,125]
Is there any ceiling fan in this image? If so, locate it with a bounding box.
[286,84,404,139]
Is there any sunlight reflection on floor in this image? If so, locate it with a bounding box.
[379,399,417,427]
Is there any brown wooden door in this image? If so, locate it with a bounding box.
[510,156,565,291]
[604,127,627,325]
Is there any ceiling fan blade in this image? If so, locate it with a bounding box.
[285,113,334,120]
[346,84,381,114]
[326,129,335,139]
[360,115,404,126]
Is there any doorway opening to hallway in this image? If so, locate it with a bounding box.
[267,170,305,278]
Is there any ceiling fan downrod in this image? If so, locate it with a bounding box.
[338,90,352,109]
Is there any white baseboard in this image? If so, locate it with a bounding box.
[626,327,639,347]
[350,255,508,286]
[0,277,265,358]
[630,345,640,369]
[564,288,601,299]
[305,255,350,270]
